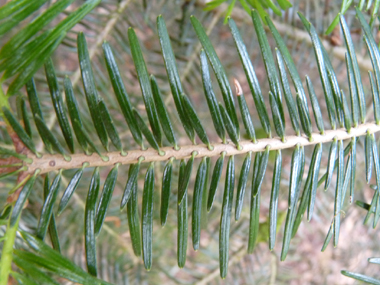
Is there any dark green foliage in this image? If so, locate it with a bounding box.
[333,140,344,247]
[276,50,300,135]
[78,33,108,150]
[192,157,207,250]
[127,177,142,256]
[207,153,225,211]
[133,109,162,154]
[307,143,323,221]
[299,14,336,129]
[177,160,188,268]
[44,58,74,153]
[3,4,380,284]
[369,70,380,125]
[269,91,285,141]
[204,0,292,23]
[43,175,60,253]
[200,49,226,143]
[3,107,37,154]
[37,171,62,241]
[102,42,143,147]
[219,103,241,149]
[281,145,302,261]
[340,15,365,124]
[98,101,122,152]
[341,270,380,285]
[182,94,212,149]
[251,10,284,125]
[296,95,312,140]
[1,0,101,95]
[229,17,271,137]
[151,75,178,149]
[321,154,352,252]
[128,28,162,145]
[266,16,309,128]
[26,78,52,152]
[350,137,357,201]
[306,76,325,134]
[341,90,352,133]
[191,15,239,136]
[371,134,380,227]
[58,167,84,215]
[8,32,65,95]
[325,138,338,190]
[121,162,141,209]
[141,163,155,270]
[95,165,119,236]
[19,231,112,284]
[85,167,100,276]
[269,150,282,250]
[34,116,68,158]
[63,77,88,152]
[219,155,235,279]
[157,15,195,142]
[13,253,61,285]
[17,96,31,138]
[235,152,252,221]
[10,174,37,226]
[178,152,195,205]
[248,147,269,253]
[237,89,256,142]
[365,132,373,183]
[161,159,173,226]
[72,119,106,160]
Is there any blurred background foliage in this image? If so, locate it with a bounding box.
[1,0,380,284]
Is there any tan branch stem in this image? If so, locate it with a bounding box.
[26,122,380,174]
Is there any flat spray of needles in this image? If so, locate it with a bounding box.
[1,1,380,284]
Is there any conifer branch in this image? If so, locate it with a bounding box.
[26,122,380,174]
